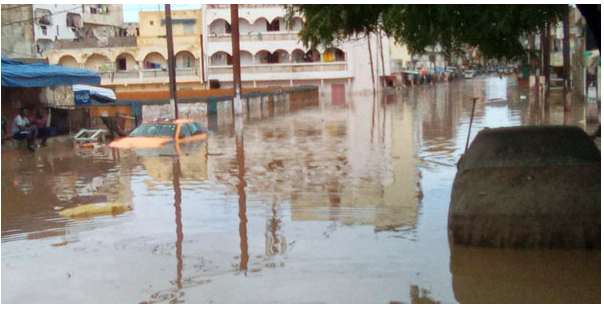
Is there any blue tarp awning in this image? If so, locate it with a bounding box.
[1,56,100,88]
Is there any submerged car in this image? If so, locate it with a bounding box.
[109,119,208,154]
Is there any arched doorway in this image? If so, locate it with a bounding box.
[115,53,137,71]
[272,49,289,63]
[254,50,271,64]
[323,48,346,62]
[252,18,269,33]
[175,51,195,68]
[84,53,111,71]
[210,51,232,66]
[209,19,231,35]
[240,51,253,65]
[304,50,321,63]
[292,49,305,63]
[58,55,78,68]
[143,52,166,69]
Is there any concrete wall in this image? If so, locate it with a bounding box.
[139,9,202,38]
[390,41,411,72]
[1,4,35,59]
[82,4,123,27]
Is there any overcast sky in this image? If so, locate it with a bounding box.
[122,4,202,23]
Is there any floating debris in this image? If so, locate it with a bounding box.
[58,203,132,220]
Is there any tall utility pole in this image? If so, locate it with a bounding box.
[165,4,178,118]
[230,4,243,115]
[562,6,571,90]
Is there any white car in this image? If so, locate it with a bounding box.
[464,70,475,79]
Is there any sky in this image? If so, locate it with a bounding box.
[122,4,202,23]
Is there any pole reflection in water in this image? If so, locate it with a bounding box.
[172,158,183,291]
[235,116,249,272]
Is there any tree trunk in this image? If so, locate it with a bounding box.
[539,25,545,76]
[543,22,551,89]
[367,33,376,95]
[562,6,571,90]
[378,30,386,88]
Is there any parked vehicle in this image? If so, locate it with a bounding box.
[464,70,475,79]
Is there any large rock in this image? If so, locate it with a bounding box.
[448,126,600,248]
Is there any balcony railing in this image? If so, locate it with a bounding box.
[208,62,347,75]
[97,67,199,83]
[208,32,299,42]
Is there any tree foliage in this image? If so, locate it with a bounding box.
[286,4,567,61]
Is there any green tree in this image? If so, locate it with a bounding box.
[286,4,566,61]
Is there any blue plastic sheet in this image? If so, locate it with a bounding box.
[1,56,100,88]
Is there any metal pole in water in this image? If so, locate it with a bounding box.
[465,97,478,152]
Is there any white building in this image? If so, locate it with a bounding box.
[31,5,82,57]
[204,4,391,93]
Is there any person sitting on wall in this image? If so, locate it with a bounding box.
[32,108,50,147]
[12,108,37,151]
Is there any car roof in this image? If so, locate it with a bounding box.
[143,118,197,125]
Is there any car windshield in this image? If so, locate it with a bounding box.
[128,124,176,138]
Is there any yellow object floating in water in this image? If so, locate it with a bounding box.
[58,203,132,219]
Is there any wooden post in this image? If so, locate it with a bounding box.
[230,4,243,115]
[165,4,178,118]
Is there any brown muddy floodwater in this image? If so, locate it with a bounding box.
[1,76,600,303]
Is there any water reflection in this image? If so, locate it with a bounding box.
[450,245,601,304]
[235,116,249,272]
[2,80,599,303]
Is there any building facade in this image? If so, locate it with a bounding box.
[1,4,123,60]
[42,5,391,94]
[204,4,390,93]
[45,9,204,93]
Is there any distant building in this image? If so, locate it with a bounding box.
[203,4,390,93]
[45,9,203,93]
[43,4,392,94]
[1,4,123,60]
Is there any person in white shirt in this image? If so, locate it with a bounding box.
[12,108,37,151]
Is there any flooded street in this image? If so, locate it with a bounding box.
[2,77,600,303]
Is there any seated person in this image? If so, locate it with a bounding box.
[12,108,37,151]
[32,109,50,147]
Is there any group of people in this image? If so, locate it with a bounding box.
[11,108,50,151]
